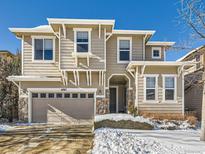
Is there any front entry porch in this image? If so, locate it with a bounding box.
[109,74,130,113]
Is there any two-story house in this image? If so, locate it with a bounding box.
[8,18,195,123]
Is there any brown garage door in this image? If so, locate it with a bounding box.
[31,92,95,123]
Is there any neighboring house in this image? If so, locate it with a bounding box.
[177,45,205,119]
[0,50,14,61]
[8,18,195,124]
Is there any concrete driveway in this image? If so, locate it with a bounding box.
[0,124,93,154]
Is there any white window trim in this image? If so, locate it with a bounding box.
[143,74,159,103]
[152,47,161,59]
[117,37,132,63]
[32,36,56,63]
[162,74,177,103]
[73,28,92,54]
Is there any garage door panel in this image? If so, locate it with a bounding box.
[32,93,95,123]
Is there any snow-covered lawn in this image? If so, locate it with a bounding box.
[93,114,204,153]
[92,128,205,154]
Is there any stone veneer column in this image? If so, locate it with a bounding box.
[96,89,110,114]
[127,88,134,108]
[18,96,28,121]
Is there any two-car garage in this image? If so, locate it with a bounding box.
[28,88,96,124]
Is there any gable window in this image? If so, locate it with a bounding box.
[32,36,55,62]
[74,28,91,53]
[163,75,176,101]
[117,37,132,63]
[144,75,158,101]
[152,47,161,59]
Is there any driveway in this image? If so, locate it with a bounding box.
[0,124,93,154]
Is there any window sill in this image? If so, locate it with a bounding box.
[143,100,159,103]
[32,60,55,63]
[72,52,92,58]
[161,101,178,104]
[117,61,130,64]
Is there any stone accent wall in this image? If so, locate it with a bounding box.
[96,89,110,114]
[18,96,28,121]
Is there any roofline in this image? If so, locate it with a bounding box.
[7,76,62,82]
[126,61,196,70]
[113,29,155,35]
[177,45,205,62]
[47,18,115,25]
[0,50,14,56]
[8,27,53,34]
[146,41,175,46]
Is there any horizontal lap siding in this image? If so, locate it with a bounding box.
[145,46,165,61]
[89,28,105,69]
[137,67,183,114]
[23,35,60,76]
[61,27,105,70]
[106,35,143,87]
[61,28,76,69]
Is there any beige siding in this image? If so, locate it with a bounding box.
[106,34,143,87]
[145,46,165,61]
[60,27,105,70]
[137,66,183,114]
[20,71,104,96]
[23,35,60,76]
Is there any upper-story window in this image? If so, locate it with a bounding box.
[163,75,176,101]
[152,47,161,59]
[117,37,132,63]
[32,36,55,62]
[144,75,158,101]
[74,28,91,53]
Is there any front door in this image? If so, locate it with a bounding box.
[109,87,117,113]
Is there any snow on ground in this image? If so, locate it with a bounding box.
[92,128,205,154]
[95,114,195,130]
[0,125,13,132]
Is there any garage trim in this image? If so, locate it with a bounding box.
[28,88,97,123]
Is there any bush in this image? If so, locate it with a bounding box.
[139,112,198,125]
[128,103,138,116]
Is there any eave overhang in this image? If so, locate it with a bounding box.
[7,76,62,82]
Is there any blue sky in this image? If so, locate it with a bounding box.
[0,0,204,61]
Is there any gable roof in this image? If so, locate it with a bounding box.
[0,50,14,56]
[177,45,205,62]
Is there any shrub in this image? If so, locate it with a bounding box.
[128,103,138,116]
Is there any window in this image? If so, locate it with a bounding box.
[72,93,78,98]
[145,76,158,101]
[40,93,46,98]
[118,37,132,63]
[56,93,62,98]
[32,37,55,61]
[48,93,54,98]
[152,47,161,59]
[32,93,38,98]
[164,76,176,101]
[64,93,70,98]
[88,93,94,98]
[74,28,91,53]
[80,93,86,98]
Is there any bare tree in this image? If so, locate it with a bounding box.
[178,0,205,141]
